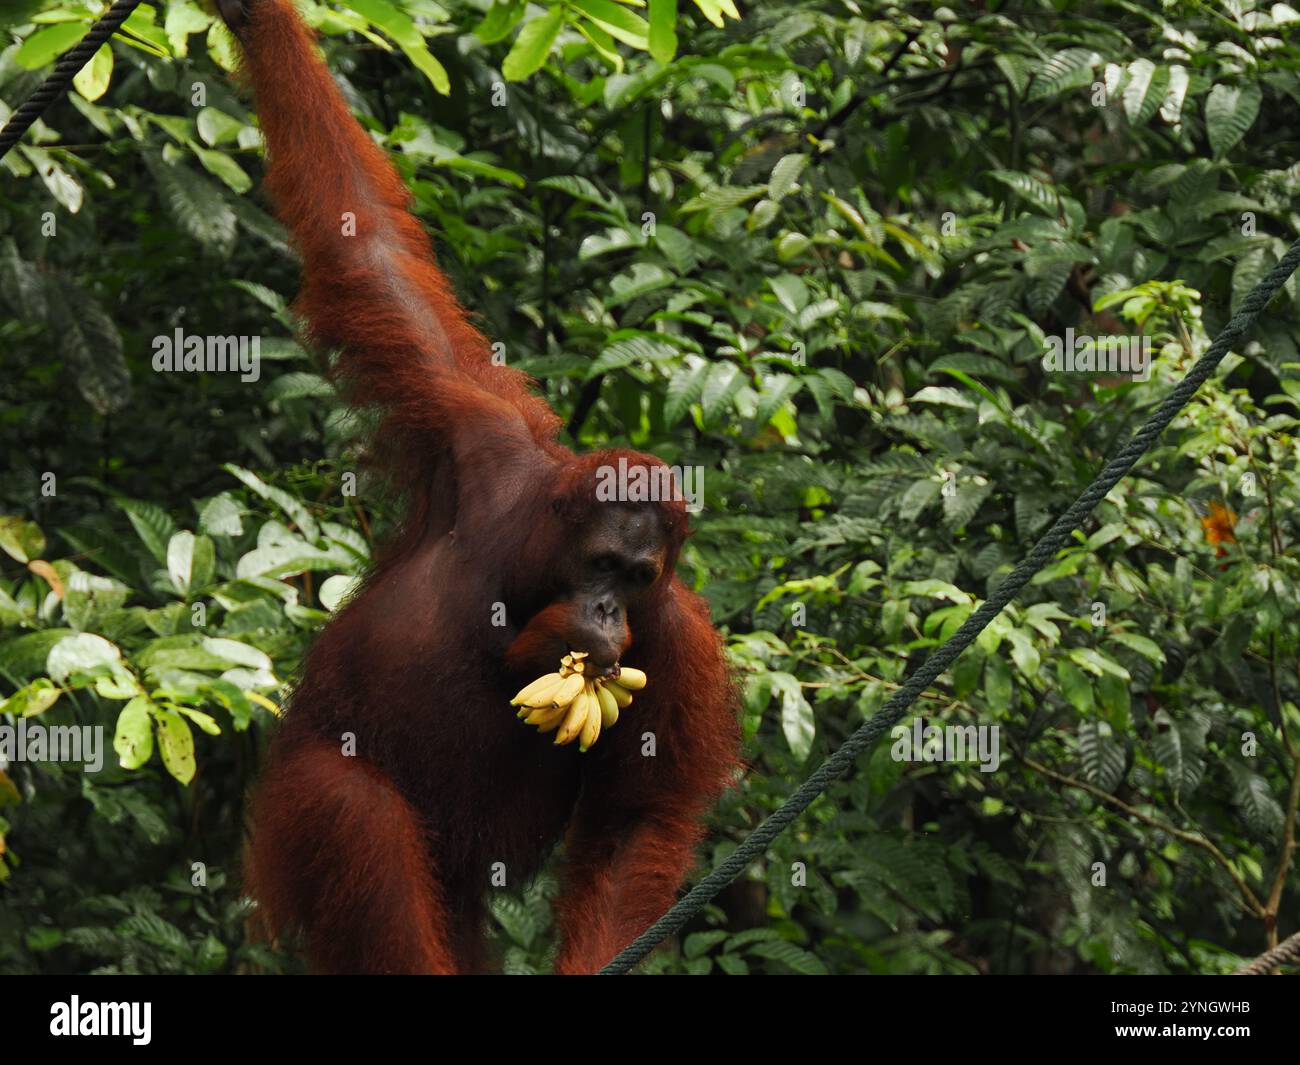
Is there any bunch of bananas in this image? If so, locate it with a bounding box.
[510,651,647,752]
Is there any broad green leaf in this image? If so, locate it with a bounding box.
[0,679,61,719]
[771,672,814,760]
[196,107,244,147]
[319,574,360,611]
[503,6,564,81]
[114,696,154,770]
[47,632,122,685]
[569,0,650,49]
[14,23,84,69]
[19,146,83,213]
[1079,720,1125,792]
[0,517,45,563]
[146,154,237,251]
[72,43,113,102]
[477,0,527,44]
[116,498,178,565]
[153,707,196,784]
[768,153,808,201]
[191,144,251,193]
[1205,82,1261,158]
[349,0,450,94]
[163,0,212,56]
[648,0,677,63]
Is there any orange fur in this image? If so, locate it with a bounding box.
[233,0,741,974]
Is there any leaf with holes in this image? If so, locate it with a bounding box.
[153,706,196,785]
[114,697,154,771]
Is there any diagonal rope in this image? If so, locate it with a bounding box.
[603,237,1300,975]
[0,0,144,161]
[1234,930,1300,975]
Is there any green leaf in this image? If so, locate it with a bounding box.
[1078,720,1125,792]
[46,632,122,685]
[1205,82,1262,158]
[223,464,320,542]
[0,679,61,719]
[753,373,801,429]
[664,361,710,425]
[164,0,213,56]
[167,531,198,596]
[1069,647,1130,681]
[196,107,244,147]
[71,43,113,102]
[569,0,650,50]
[691,0,739,28]
[769,272,808,314]
[771,672,814,760]
[0,630,77,679]
[984,655,1012,709]
[116,498,178,565]
[64,571,130,631]
[1027,48,1099,102]
[588,335,676,377]
[14,23,85,69]
[987,170,1058,215]
[19,146,84,213]
[153,707,196,785]
[477,0,527,44]
[114,696,154,770]
[46,275,128,413]
[319,574,360,612]
[503,6,564,81]
[1109,632,1165,663]
[605,262,673,306]
[768,153,808,202]
[191,145,251,194]
[198,494,244,537]
[748,939,828,975]
[536,174,623,214]
[1057,660,1094,714]
[0,517,46,563]
[700,362,742,424]
[146,154,237,252]
[348,0,450,94]
[648,0,677,64]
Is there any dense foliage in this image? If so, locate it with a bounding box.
[2,0,1299,975]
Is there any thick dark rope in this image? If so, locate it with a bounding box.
[0,0,144,161]
[603,238,1300,974]
[1234,930,1300,974]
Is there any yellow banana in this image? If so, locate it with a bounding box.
[613,667,647,690]
[552,672,585,707]
[605,681,634,708]
[579,682,602,751]
[555,687,592,746]
[513,652,645,750]
[595,682,620,728]
[511,671,566,707]
[525,701,569,730]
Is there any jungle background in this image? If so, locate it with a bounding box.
[2,0,1299,975]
